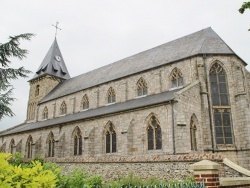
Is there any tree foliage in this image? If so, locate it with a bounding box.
[239,1,250,13]
[239,1,250,31]
[0,33,34,120]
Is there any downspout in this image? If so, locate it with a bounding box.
[203,54,215,153]
[171,100,176,155]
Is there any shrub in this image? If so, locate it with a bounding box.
[0,152,58,188]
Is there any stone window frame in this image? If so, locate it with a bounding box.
[72,127,82,156]
[35,85,40,97]
[28,102,36,120]
[43,106,48,119]
[147,115,162,150]
[81,94,89,110]
[169,67,184,89]
[60,101,67,115]
[47,132,55,157]
[190,115,197,151]
[209,62,234,145]
[136,77,148,97]
[104,121,117,153]
[26,135,33,159]
[9,139,15,155]
[107,87,116,104]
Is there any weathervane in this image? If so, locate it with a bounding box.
[52,21,62,37]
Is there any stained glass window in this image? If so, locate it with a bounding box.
[147,116,162,150]
[27,136,33,159]
[209,63,233,145]
[73,127,82,156]
[105,122,117,153]
[47,132,55,157]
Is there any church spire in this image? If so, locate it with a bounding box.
[31,38,70,81]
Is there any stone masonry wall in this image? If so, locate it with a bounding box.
[46,153,224,181]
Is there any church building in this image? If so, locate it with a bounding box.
[1,27,250,170]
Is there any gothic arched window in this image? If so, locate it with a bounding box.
[170,68,183,88]
[107,87,116,104]
[35,85,40,96]
[73,127,82,156]
[190,117,197,151]
[105,122,116,153]
[209,62,233,145]
[147,116,162,150]
[43,106,48,119]
[10,139,15,154]
[137,77,148,96]
[81,94,89,110]
[60,101,67,115]
[47,132,55,157]
[26,136,33,159]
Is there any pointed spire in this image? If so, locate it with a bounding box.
[31,38,70,81]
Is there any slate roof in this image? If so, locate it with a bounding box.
[31,38,70,81]
[0,89,179,136]
[40,27,244,104]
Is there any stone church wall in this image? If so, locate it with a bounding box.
[37,57,196,122]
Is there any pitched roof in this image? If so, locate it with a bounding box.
[40,27,243,103]
[31,38,70,81]
[0,89,179,136]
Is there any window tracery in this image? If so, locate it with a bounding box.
[47,132,55,157]
[26,136,33,159]
[107,87,116,103]
[147,116,162,150]
[105,122,116,153]
[60,101,67,115]
[209,62,233,145]
[73,127,82,156]
[81,94,89,110]
[170,68,183,88]
[137,77,148,96]
[43,106,48,119]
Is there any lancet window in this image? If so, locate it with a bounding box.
[190,116,197,151]
[170,68,183,88]
[73,127,82,156]
[147,116,162,150]
[209,62,233,145]
[60,101,67,115]
[107,87,116,104]
[105,122,116,153]
[47,132,55,157]
[137,77,148,96]
[43,106,48,119]
[26,136,33,159]
[35,85,40,96]
[10,139,15,154]
[81,94,89,110]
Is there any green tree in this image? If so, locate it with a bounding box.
[239,1,250,31]
[0,33,34,120]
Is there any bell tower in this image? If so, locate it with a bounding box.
[26,38,70,122]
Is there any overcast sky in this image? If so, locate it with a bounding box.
[0,0,250,131]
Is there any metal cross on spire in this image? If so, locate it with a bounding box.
[52,22,62,37]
